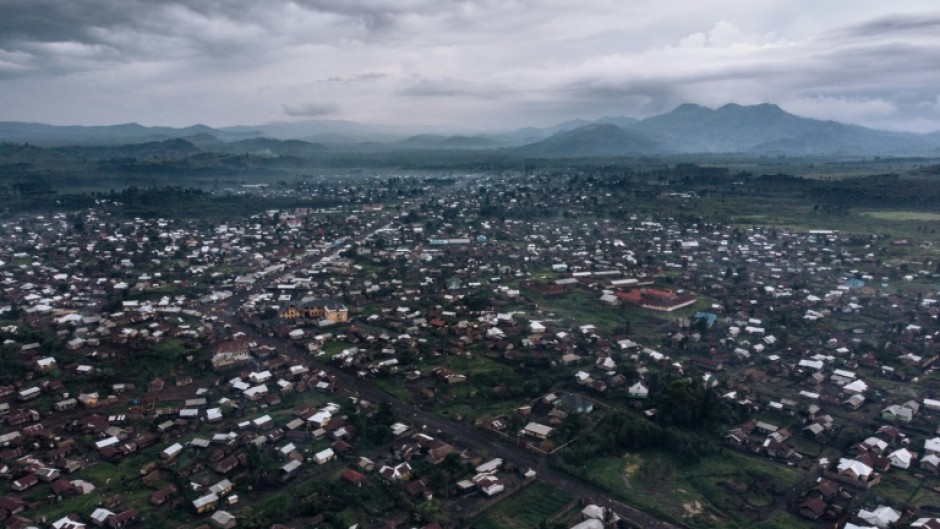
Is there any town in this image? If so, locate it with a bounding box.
[1,169,939,529]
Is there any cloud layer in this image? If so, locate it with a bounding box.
[2,0,939,132]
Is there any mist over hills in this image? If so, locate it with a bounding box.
[3,103,940,157]
[512,123,667,157]
[0,121,261,146]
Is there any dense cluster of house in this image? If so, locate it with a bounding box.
[1,172,939,528]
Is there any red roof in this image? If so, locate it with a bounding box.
[341,469,365,484]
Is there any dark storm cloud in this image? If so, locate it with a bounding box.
[0,0,425,76]
[1,1,939,131]
[0,0,265,75]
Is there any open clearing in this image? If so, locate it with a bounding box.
[576,450,804,529]
[472,482,574,529]
[863,211,940,221]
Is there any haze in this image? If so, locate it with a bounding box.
[2,0,940,132]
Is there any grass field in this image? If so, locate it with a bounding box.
[872,470,940,509]
[417,353,527,420]
[863,211,940,221]
[472,482,574,529]
[528,289,666,337]
[573,450,804,529]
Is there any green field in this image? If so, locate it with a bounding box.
[863,211,940,221]
[571,450,804,529]
[472,482,574,529]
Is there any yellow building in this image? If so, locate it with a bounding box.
[278,300,348,323]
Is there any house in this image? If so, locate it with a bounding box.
[212,339,252,370]
[161,443,184,459]
[17,386,41,401]
[616,288,697,312]
[77,392,100,408]
[857,505,900,528]
[314,448,335,465]
[726,430,749,447]
[214,455,240,475]
[570,520,604,529]
[921,453,940,474]
[799,498,828,520]
[278,300,348,323]
[91,508,115,525]
[52,515,87,529]
[252,414,274,430]
[476,475,505,496]
[209,479,234,497]
[193,493,219,513]
[843,394,866,410]
[341,469,366,487]
[50,478,77,498]
[379,462,411,481]
[888,448,913,469]
[405,479,432,500]
[106,510,139,529]
[833,457,877,487]
[150,484,177,506]
[11,473,39,491]
[925,437,940,455]
[280,460,302,481]
[37,467,61,482]
[210,510,237,529]
[55,397,79,411]
[581,504,620,523]
[628,381,649,399]
[148,378,165,392]
[243,385,268,401]
[843,379,868,394]
[811,478,841,500]
[523,422,553,440]
[35,357,57,372]
[475,458,503,474]
[881,404,913,422]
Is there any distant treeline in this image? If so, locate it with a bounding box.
[0,185,346,220]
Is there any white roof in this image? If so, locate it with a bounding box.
[52,516,86,529]
[925,437,940,453]
[475,458,503,474]
[163,442,184,455]
[858,505,900,528]
[94,436,119,449]
[581,505,619,521]
[888,448,912,466]
[570,519,604,529]
[90,508,114,523]
[210,510,236,525]
[193,492,219,508]
[837,458,873,478]
[524,422,554,436]
[843,380,868,393]
[252,414,273,426]
[798,359,824,370]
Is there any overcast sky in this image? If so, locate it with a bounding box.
[2,0,940,132]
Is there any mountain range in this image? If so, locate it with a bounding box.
[3,103,940,157]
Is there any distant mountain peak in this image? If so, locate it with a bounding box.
[716,102,784,114]
[512,122,666,157]
[672,103,710,113]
